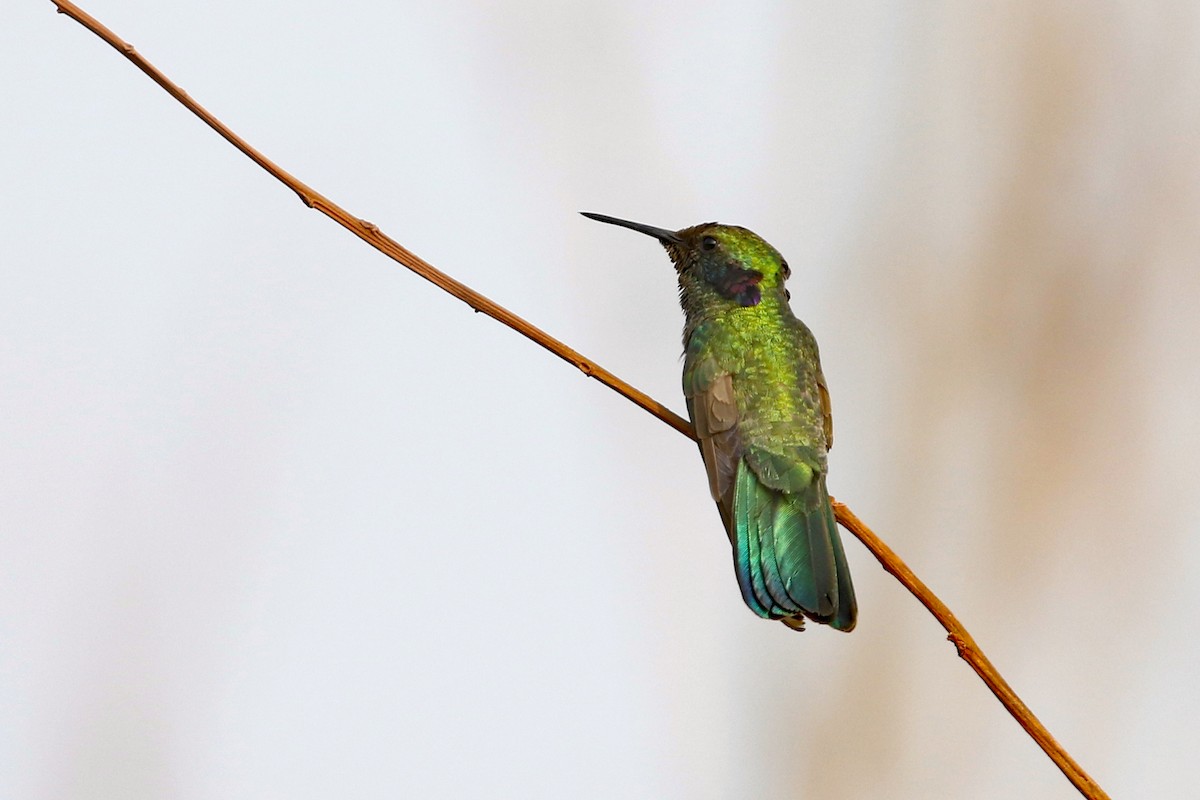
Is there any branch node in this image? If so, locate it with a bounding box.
[947,632,969,658]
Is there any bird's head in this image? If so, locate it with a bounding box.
[581,212,790,311]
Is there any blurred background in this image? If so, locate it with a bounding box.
[3,2,1198,798]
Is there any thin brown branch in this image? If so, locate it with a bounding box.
[832,502,1111,799]
[48,0,691,443]
[48,3,1111,799]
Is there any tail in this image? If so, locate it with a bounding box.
[731,461,856,632]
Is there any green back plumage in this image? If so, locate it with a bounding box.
[682,285,856,632]
[583,213,857,632]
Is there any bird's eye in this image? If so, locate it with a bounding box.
[701,236,718,251]
[780,260,791,278]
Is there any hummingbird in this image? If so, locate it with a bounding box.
[582,212,856,632]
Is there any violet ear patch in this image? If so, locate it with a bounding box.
[705,259,763,307]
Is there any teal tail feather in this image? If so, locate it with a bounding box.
[732,461,856,632]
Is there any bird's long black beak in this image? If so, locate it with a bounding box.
[580,212,682,244]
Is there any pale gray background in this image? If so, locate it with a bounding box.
[4,2,1199,798]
